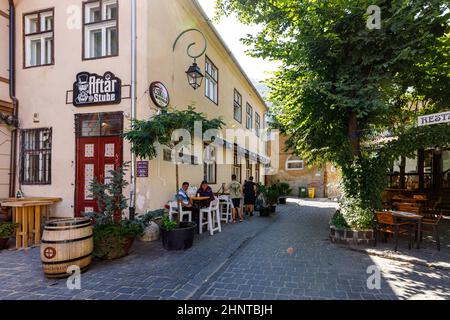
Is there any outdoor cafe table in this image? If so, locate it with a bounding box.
[0,197,62,249]
[191,196,211,209]
[389,210,423,249]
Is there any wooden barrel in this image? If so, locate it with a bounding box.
[40,218,93,278]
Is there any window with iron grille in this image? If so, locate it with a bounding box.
[233,89,242,123]
[20,128,52,185]
[246,103,253,130]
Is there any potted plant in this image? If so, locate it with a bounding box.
[85,165,144,260]
[255,183,271,217]
[276,182,292,204]
[0,222,17,250]
[158,214,196,251]
[266,185,280,213]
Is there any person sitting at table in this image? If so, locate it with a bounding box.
[196,181,215,207]
[177,182,199,221]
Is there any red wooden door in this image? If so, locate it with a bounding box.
[75,136,123,217]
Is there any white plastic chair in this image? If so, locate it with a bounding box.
[199,198,221,235]
[218,195,232,223]
[168,200,192,222]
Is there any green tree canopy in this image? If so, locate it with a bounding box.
[216,0,450,228]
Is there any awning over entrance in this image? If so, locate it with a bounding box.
[214,136,270,165]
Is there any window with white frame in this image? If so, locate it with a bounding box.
[286,156,304,171]
[255,112,261,137]
[83,0,118,59]
[204,144,217,184]
[205,57,218,104]
[24,9,54,68]
[246,103,253,130]
[20,128,52,185]
[233,89,242,123]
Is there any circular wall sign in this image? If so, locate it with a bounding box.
[149,82,170,108]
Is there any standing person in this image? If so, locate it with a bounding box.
[243,176,257,216]
[227,174,243,223]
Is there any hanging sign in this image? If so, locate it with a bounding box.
[73,72,122,107]
[149,81,170,108]
[418,111,450,126]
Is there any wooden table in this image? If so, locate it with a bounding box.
[390,210,423,249]
[0,197,62,249]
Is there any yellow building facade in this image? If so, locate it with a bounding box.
[5,0,269,217]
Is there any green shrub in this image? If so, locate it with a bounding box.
[160,215,178,231]
[330,210,350,229]
[0,222,18,238]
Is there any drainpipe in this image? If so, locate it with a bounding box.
[8,0,19,198]
[129,0,137,219]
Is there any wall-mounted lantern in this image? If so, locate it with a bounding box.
[173,28,207,90]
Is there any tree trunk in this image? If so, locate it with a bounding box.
[348,112,361,157]
[176,163,179,192]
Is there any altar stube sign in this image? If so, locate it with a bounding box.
[418,111,450,126]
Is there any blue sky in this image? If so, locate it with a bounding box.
[197,0,280,81]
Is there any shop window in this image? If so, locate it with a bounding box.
[205,57,218,104]
[245,158,252,180]
[233,150,242,183]
[76,112,123,137]
[204,144,217,184]
[246,103,253,130]
[286,156,304,171]
[20,128,52,185]
[233,89,242,123]
[24,9,54,68]
[83,0,118,59]
[255,163,260,183]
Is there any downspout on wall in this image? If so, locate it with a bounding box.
[8,0,18,198]
[129,0,137,219]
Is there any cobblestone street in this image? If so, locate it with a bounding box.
[0,199,449,300]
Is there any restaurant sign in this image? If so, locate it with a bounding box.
[418,111,450,126]
[73,72,122,107]
[149,81,170,108]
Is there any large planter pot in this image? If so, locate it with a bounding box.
[160,222,196,251]
[259,207,271,217]
[329,225,375,246]
[0,237,9,250]
[278,197,287,205]
[94,235,135,260]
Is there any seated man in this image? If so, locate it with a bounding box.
[177,182,199,222]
